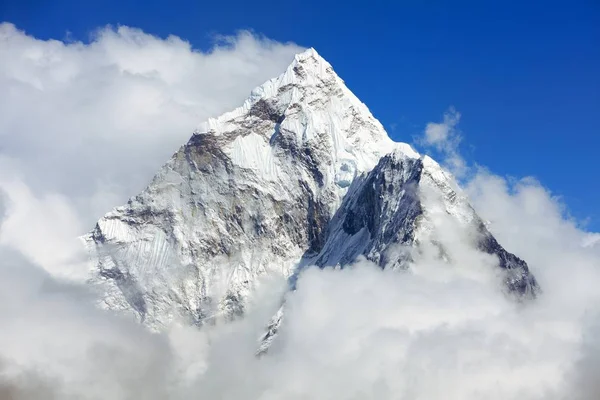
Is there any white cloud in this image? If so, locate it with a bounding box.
[420,108,466,176]
[0,167,86,280]
[424,108,461,147]
[582,233,600,248]
[0,258,177,399]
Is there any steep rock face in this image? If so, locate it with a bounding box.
[257,151,537,353]
[311,151,423,270]
[84,48,537,331]
[311,151,537,293]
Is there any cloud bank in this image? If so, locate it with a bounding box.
[0,24,599,400]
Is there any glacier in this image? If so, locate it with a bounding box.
[83,48,538,333]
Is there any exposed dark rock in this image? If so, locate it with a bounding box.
[248,99,285,123]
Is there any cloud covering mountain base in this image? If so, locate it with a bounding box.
[1,170,599,400]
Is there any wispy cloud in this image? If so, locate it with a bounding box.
[419,107,466,177]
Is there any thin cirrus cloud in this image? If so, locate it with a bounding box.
[0,22,599,400]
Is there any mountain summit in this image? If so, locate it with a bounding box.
[84,48,537,330]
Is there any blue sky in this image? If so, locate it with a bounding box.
[2,0,599,228]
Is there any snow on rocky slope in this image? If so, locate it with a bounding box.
[83,48,537,331]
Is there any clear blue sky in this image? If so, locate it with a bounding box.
[2,0,599,229]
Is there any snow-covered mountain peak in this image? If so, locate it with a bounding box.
[198,47,338,134]
[197,48,418,197]
[287,47,333,82]
[292,47,322,62]
[84,49,537,331]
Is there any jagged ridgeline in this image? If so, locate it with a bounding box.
[84,48,538,331]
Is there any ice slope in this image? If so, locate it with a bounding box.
[84,48,537,331]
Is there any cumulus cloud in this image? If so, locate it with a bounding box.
[0,23,599,400]
[0,252,178,399]
[419,107,466,176]
[582,233,600,248]
[0,168,86,280]
[423,108,460,146]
